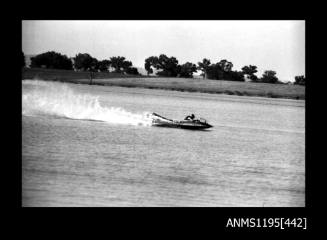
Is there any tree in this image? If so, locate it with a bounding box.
[225,70,245,82]
[205,63,222,80]
[22,52,26,67]
[122,60,132,72]
[215,59,234,79]
[241,65,258,81]
[97,60,111,72]
[294,75,305,85]
[89,58,99,72]
[31,51,73,70]
[73,53,98,71]
[205,59,234,80]
[260,70,278,83]
[179,62,197,78]
[125,67,139,75]
[144,54,180,77]
[109,56,130,73]
[155,54,180,77]
[144,61,153,75]
[217,59,233,72]
[197,58,211,78]
[203,60,244,81]
[144,62,153,75]
[144,56,158,75]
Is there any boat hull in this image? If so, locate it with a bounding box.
[151,112,213,130]
[152,120,213,130]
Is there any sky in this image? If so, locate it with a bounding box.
[22,20,305,82]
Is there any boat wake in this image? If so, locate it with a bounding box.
[22,80,153,126]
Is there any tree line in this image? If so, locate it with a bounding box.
[145,54,305,85]
[22,51,305,85]
[22,51,140,75]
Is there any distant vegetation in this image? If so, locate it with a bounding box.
[22,50,305,84]
[21,67,305,100]
[241,65,258,82]
[294,75,305,86]
[202,59,244,82]
[73,53,98,71]
[260,70,279,84]
[26,51,140,75]
[108,56,136,74]
[30,51,73,70]
[179,62,197,78]
[144,54,304,84]
[145,55,182,77]
[22,51,25,67]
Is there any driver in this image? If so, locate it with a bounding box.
[184,114,195,121]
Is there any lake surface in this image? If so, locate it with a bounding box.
[22,80,305,207]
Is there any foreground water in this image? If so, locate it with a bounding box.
[22,80,305,207]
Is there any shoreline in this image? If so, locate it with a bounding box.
[22,68,305,100]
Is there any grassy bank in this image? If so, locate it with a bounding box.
[22,68,305,100]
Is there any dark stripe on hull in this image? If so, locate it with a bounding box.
[153,123,212,130]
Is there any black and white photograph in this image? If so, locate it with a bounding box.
[22,20,305,207]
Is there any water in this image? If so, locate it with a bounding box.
[22,80,305,207]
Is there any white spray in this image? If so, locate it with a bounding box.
[22,80,153,126]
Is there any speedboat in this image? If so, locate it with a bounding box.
[151,113,213,130]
